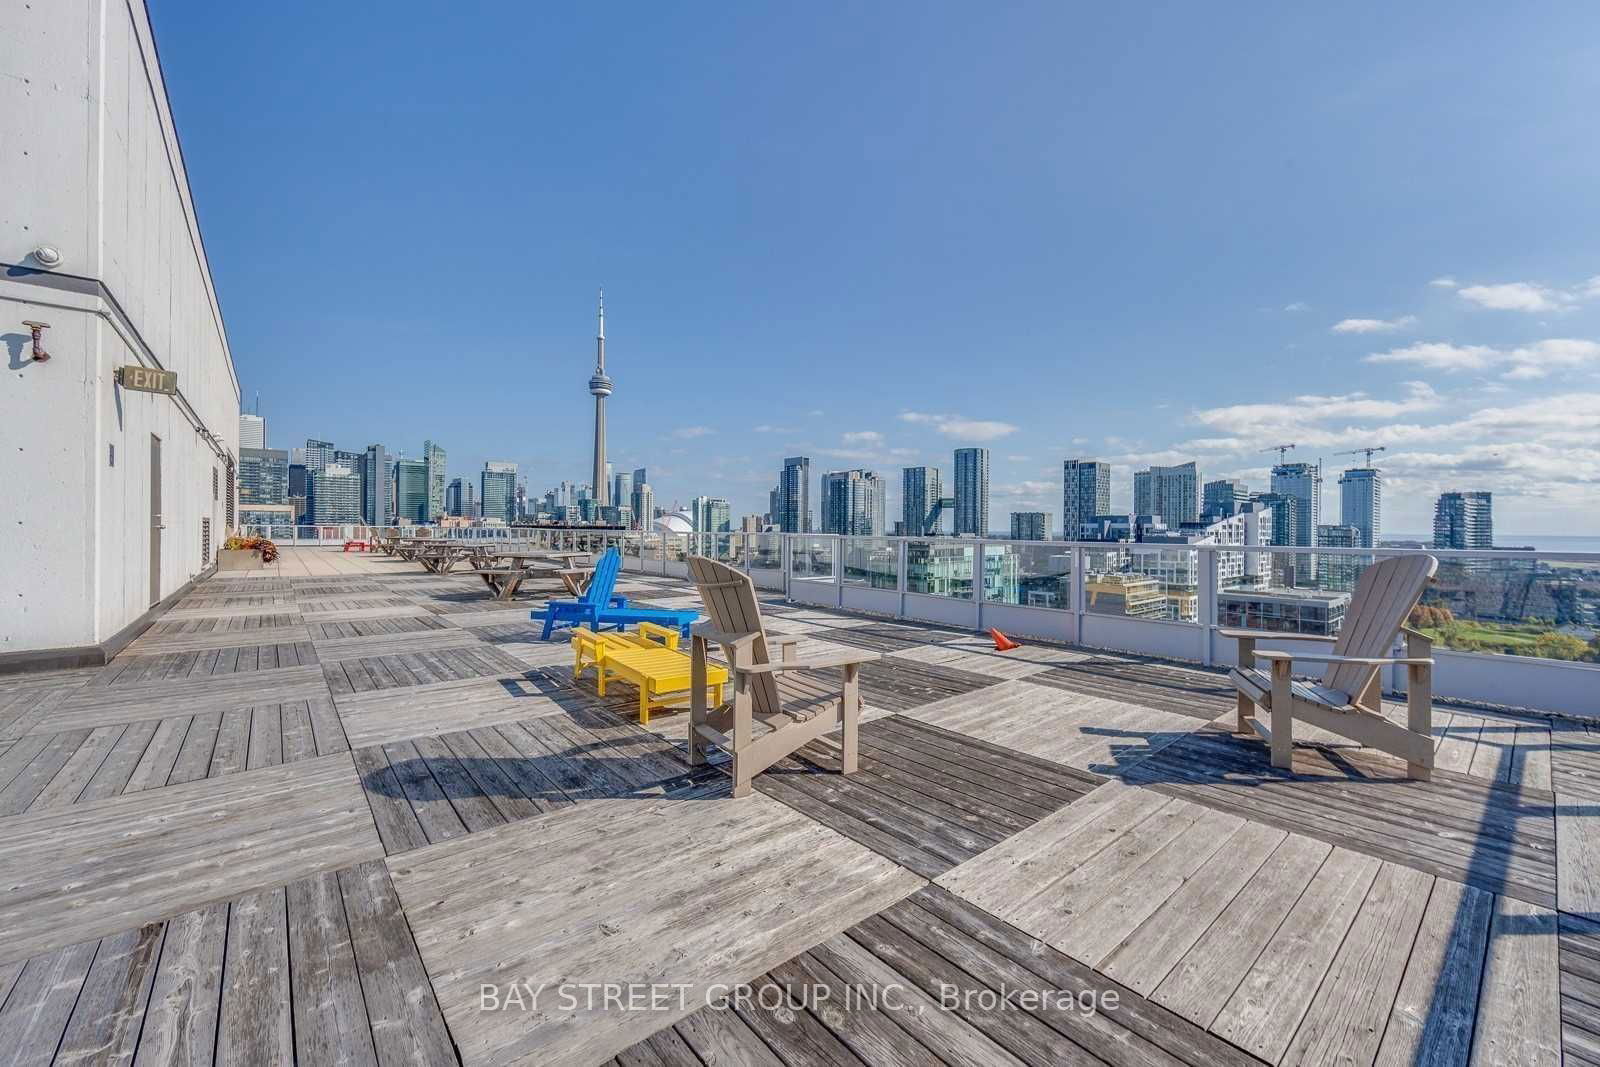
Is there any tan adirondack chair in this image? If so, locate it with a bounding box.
[686,556,879,797]
[1227,553,1439,779]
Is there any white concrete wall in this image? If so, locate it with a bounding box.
[1,0,239,655]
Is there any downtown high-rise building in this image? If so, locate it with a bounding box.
[777,457,811,533]
[394,458,429,523]
[1270,462,1322,584]
[613,470,634,513]
[1338,467,1382,548]
[1203,478,1250,519]
[822,470,886,536]
[691,495,732,533]
[1317,523,1364,592]
[304,439,335,473]
[238,448,288,506]
[445,477,476,518]
[424,440,447,521]
[239,413,266,450]
[953,448,989,536]
[480,461,518,524]
[1133,461,1199,524]
[1010,512,1051,541]
[1062,460,1111,538]
[361,444,390,525]
[308,464,362,523]
[901,466,944,536]
[1434,491,1493,549]
[632,482,654,530]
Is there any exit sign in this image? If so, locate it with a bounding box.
[116,365,178,394]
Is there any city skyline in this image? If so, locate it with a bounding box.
[245,404,1530,545]
[161,5,1600,536]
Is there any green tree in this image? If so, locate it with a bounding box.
[1531,632,1589,661]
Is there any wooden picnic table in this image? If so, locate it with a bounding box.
[414,543,475,574]
[469,550,593,601]
[394,537,455,562]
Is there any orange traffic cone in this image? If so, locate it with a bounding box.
[989,628,1021,652]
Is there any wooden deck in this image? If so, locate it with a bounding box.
[0,546,1595,1065]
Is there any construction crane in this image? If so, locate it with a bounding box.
[1336,445,1386,468]
[1261,443,1297,465]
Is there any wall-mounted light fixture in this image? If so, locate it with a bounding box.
[20,320,51,362]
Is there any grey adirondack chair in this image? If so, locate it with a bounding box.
[1227,553,1438,779]
[686,556,879,797]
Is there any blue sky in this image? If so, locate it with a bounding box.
[154,1,1600,535]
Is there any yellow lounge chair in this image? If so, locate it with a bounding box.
[571,624,727,725]
[571,622,680,682]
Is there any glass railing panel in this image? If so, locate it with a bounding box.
[663,534,689,564]
[984,542,1071,607]
[1215,547,1368,636]
[790,537,837,582]
[750,534,783,570]
[1413,552,1598,663]
[906,540,974,599]
[842,538,898,589]
[1083,546,1189,621]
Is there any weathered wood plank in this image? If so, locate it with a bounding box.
[288,870,380,1066]
[1282,862,1432,1066]
[218,886,293,1064]
[53,922,165,1065]
[337,860,457,1065]
[1153,832,1330,1025]
[1101,820,1286,996]
[0,940,97,1066]
[1211,846,1382,1060]
[1468,894,1561,1066]
[135,903,227,1067]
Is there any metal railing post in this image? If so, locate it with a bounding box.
[897,538,908,617]
[973,539,986,630]
[781,534,792,598]
[1071,545,1086,644]
[834,536,844,608]
[1198,545,1217,666]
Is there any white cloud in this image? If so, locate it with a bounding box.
[941,419,1018,441]
[841,430,884,446]
[1452,273,1600,313]
[1429,277,1459,288]
[994,480,1055,499]
[1283,301,1310,312]
[897,411,1019,442]
[752,424,794,434]
[672,426,714,439]
[1332,315,1417,334]
[1365,342,1497,372]
[1457,281,1566,312]
[1191,381,1443,432]
[1365,338,1600,378]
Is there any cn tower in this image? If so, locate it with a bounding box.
[589,289,613,507]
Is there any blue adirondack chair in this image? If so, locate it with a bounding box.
[535,547,700,640]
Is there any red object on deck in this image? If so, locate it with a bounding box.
[342,540,368,553]
[989,628,1021,652]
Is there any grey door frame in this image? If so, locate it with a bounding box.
[150,434,162,606]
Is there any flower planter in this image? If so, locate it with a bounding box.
[217,548,266,571]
